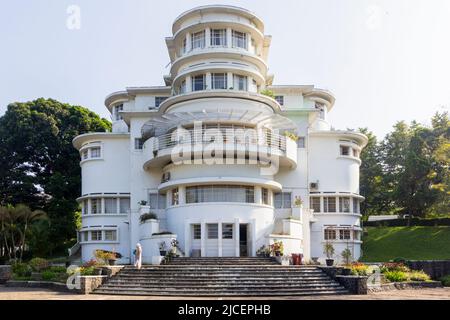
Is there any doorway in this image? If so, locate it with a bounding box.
[239,224,248,257]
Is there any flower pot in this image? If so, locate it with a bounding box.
[326,259,334,267]
[342,268,352,275]
[94,268,103,275]
[108,259,116,266]
[275,252,281,257]
[160,251,166,256]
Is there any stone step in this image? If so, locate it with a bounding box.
[94,288,348,296]
[102,282,343,289]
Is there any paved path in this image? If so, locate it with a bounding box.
[1,285,450,300]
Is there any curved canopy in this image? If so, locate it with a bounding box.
[141,109,297,139]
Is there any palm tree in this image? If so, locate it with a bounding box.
[0,206,12,260]
[13,205,47,261]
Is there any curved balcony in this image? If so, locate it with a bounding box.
[142,128,297,170]
[170,48,268,79]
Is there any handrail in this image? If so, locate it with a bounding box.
[144,128,287,154]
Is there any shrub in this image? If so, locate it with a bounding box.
[48,266,67,273]
[29,258,49,272]
[41,271,57,281]
[152,231,174,236]
[80,266,96,276]
[341,249,353,265]
[384,270,408,282]
[350,262,369,276]
[12,263,31,277]
[380,262,410,273]
[408,271,431,282]
[140,212,158,223]
[82,259,99,268]
[440,275,450,287]
[260,89,275,99]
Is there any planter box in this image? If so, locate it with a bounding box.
[139,219,160,240]
[0,266,12,284]
[282,219,302,238]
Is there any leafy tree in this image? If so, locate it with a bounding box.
[0,98,111,257]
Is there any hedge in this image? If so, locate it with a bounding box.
[363,217,450,227]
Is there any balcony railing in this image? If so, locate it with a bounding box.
[144,128,288,155]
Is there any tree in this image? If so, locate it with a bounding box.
[358,128,386,216]
[0,98,111,257]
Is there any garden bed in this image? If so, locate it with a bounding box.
[368,281,443,293]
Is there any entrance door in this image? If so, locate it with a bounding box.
[239,224,248,257]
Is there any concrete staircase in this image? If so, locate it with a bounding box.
[93,257,348,297]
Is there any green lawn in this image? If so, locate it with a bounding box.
[361,226,450,262]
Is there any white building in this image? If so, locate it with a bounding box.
[73,5,368,265]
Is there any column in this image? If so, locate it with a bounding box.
[186,32,192,52]
[227,72,233,90]
[101,198,105,214]
[206,72,212,90]
[227,27,232,48]
[218,221,223,257]
[205,28,211,48]
[184,220,191,257]
[88,198,92,215]
[251,220,257,257]
[234,219,240,257]
[178,185,186,205]
[255,186,262,204]
[167,190,172,208]
[116,198,120,214]
[246,33,252,51]
[201,220,206,257]
[336,196,340,213]
[186,75,192,93]
[320,196,323,213]
[248,76,254,92]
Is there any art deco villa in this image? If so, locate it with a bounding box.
[73,5,368,265]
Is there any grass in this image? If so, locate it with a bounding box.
[361,226,450,262]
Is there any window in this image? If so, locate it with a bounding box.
[262,188,269,205]
[211,73,227,90]
[149,193,167,209]
[324,228,337,240]
[310,197,321,212]
[315,102,325,120]
[222,224,233,239]
[180,80,186,94]
[182,38,187,53]
[232,30,247,49]
[135,138,144,150]
[323,197,336,213]
[297,137,306,148]
[274,192,292,209]
[155,97,168,108]
[192,75,206,91]
[353,148,360,158]
[172,188,179,206]
[211,29,227,46]
[191,30,205,49]
[113,104,123,121]
[340,146,350,156]
[339,229,351,240]
[275,96,284,106]
[91,199,102,214]
[83,200,88,215]
[207,224,218,239]
[353,230,360,241]
[339,197,351,213]
[353,199,359,214]
[105,198,117,214]
[105,230,117,241]
[234,75,247,91]
[193,224,201,240]
[90,147,101,158]
[119,198,130,213]
[91,231,102,241]
[82,231,88,242]
[82,150,88,160]
[186,185,255,204]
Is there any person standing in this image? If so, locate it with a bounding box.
[134,243,142,269]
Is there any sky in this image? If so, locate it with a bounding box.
[0,0,449,138]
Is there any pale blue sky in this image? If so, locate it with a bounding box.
[1,0,449,138]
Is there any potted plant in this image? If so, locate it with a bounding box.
[341,248,353,267]
[323,242,335,266]
[139,212,158,224]
[293,196,303,207]
[270,241,284,257]
[171,239,179,255]
[138,200,148,206]
[159,241,167,256]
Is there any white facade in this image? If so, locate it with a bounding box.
[73,5,368,265]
